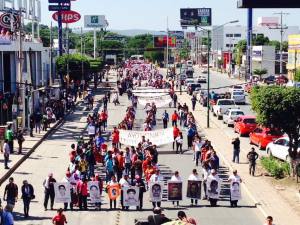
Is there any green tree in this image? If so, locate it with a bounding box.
[250,86,300,160]
[253,68,268,80]
[253,34,270,46]
[294,69,300,82]
[233,40,247,66]
[126,34,153,56]
[56,54,90,81]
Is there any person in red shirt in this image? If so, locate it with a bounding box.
[171,110,179,126]
[173,125,180,150]
[112,127,120,148]
[99,110,108,131]
[76,178,88,210]
[52,208,67,225]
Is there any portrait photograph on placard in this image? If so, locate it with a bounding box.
[123,186,140,207]
[167,181,183,201]
[207,178,221,199]
[88,181,101,203]
[108,184,121,201]
[186,180,201,199]
[54,182,71,203]
[230,181,241,201]
[149,182,163,202]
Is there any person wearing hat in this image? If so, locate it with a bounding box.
[21,180,34,218]
[147,207,171,225]
[133,175,146,210]
[43,173,56,211]
[119,173,130,210]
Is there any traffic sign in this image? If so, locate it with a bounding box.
[0,13,20,29]
[48,5,71,11]
[48,0,71,3]
[52,10,81,23]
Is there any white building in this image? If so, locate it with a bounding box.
[252,46,275,77]
[212,25,300,51]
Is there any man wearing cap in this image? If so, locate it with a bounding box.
[43,173,56,211]
[147,207,171,225]
[119,173,130,210]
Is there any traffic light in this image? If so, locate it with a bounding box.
[237,0,300,8]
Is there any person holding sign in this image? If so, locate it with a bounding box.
[228,169,242,207]
[207,169,221,207]
[170,171,182,207]
[150,169,164,208]
[187,169,202,206]
[107,175,120,210]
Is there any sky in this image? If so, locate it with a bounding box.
[41,0,300,30]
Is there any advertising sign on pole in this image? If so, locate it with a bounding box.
[52,10,80,23]
[154,36,176,48]
[48,4,70,11]
[180,8,212,27]
[84,15,107,28]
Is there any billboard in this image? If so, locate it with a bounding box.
[154,36,176,48]
[287,34,300,70]
[180,8,212,27]
[84,15,107,28]
[257,17,279,27]
[237,0,300,8]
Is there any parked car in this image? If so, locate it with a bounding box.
[229,85,244,93]
[212,99,237,120]
[231,90,246,105]
[262,75,276,85]
[265,137,299,161]
[249,127,283,149]
[187,83,202,95]
[187,60,193,67]
[223,109,244,127]
[234,116,257,136]
[195,76,207,83]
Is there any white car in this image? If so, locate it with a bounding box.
[230,85,244,93]
[223,109,244,126]
[187,60,193,67]
[266,137,299,161]
[231,90,246,104]
[196,76,207,83]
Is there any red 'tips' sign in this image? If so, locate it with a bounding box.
[52,10,81,24]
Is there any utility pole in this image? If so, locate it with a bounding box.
[166,17,169,68]
[93,28,97,59]
[66,23,70,90]
[49,22,53,85]
[272,12,289,75]
[18,7,24,127]
[81,27,84,82]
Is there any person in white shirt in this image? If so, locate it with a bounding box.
[202,162,210,200]
[150,170,163,208]
[188,169,201,206]
[207,169,221,207]
[175,132,184,154]
[228,169,242,207]
[119,174,130,210]
[193,137,204,166]
[170,171,182,207]
[3,139,10,169]
[264,216,275,225]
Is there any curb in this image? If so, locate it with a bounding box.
[0,101,82,186]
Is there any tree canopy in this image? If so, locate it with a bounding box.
[250,86,300,159]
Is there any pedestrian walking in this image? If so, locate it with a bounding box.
[264,216,275,225]
[43,173,56,211]
[231,137,240,163]
[191,95,197,111]
[187,125,196,150]
[2,139,10,169]
[5,124,14,154]
[247,147,259,176]
[202,162,210,200]
[16,129,25,154]
[77,178,88,210]
[170,171,182,207]
[193,137,204,166]
[150,170,163,208]
[162,110,169,129]
[21,180,35,218]
[29,114,35,137]
[3,177,18,209]
[173,93,178,108]
[228,169,242,207]
[103,95,108,110]
[52,208,67,225]
[172,125,180,150]
[1,205,14,225]
[171,110,179,126]
[175,132,183,154]
[34,111,42,134]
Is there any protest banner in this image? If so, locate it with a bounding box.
[167,181,183,201]
[108,184,121,200]
[122,186,140,207]
[54,182,71,203]
[186,180,201,199]
[88,181,101,203]
[119,128,173,146]
[138,95,172,107]
[149,182,164,202]
[230,181,241,201]
[207,176,221,199]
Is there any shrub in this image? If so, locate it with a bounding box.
[260,156,290,179]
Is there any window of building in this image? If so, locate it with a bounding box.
[226,33,233,37]
[234,33,241,37]
[226,44,234,48]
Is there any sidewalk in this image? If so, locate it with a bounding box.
[177,92,300,225]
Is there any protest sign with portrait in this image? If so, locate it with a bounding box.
[88,181,101,203]
[207,176,221,199]
[149,182,163,202]
[167,181,183,201]
[186,180,201,199]
[108,184,120,200]
[123,186,140,207]
[230,181,241,201]
[54,182,71,203]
